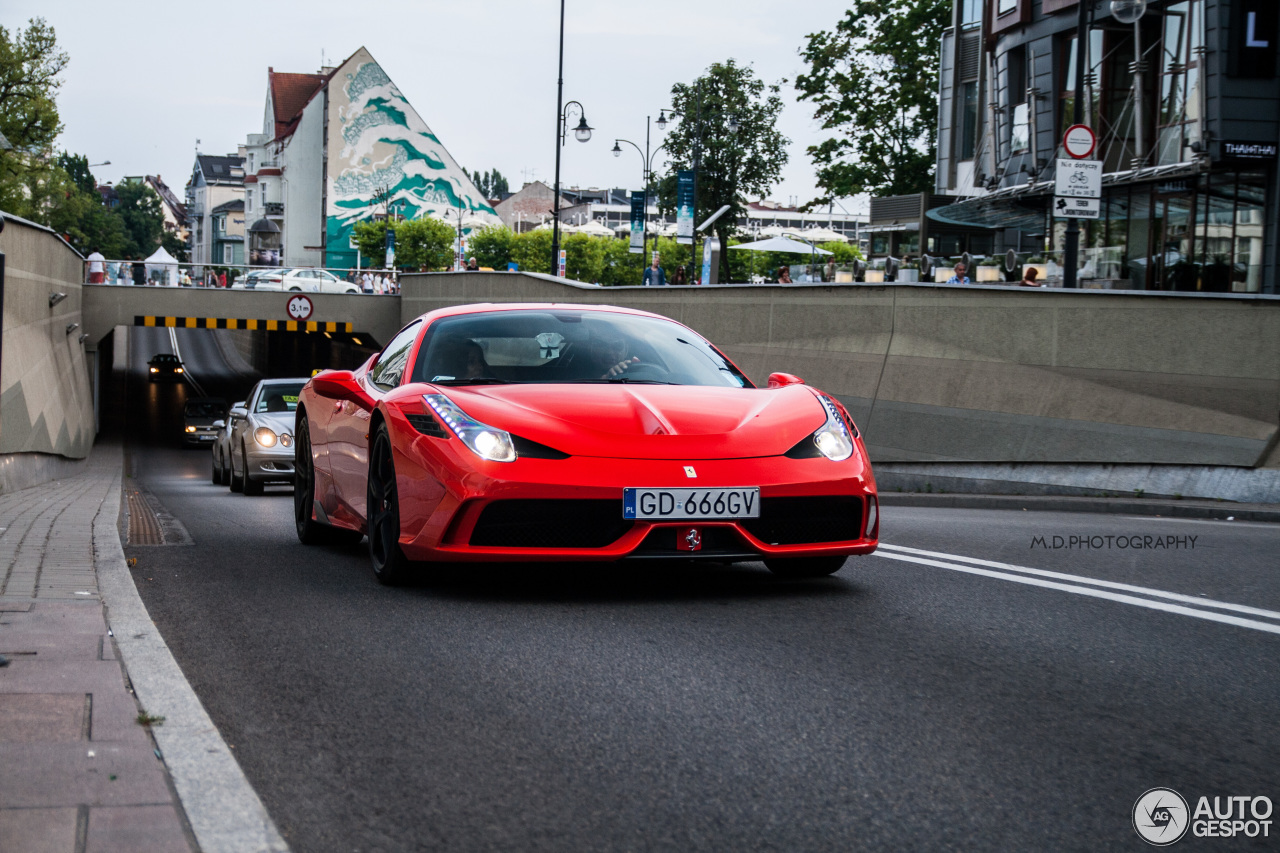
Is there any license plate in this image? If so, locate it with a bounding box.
[623,488,760,520]
[199,435,215,441]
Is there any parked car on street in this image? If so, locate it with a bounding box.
[183,397,227,447]
[245,268,359,294]
[228,378,309,495]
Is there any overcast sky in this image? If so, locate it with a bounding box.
[6,0,867,216]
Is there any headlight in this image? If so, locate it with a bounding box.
[811,396,854,461]
[176,367,184,374]
[185,425,197,433]
[150,367,158,373]
[254,427,278,448]
[280,433,293,448]
[423,393,516,462]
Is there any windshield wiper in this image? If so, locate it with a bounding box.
[605,377,678,384]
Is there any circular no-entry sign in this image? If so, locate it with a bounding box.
[286,294,314,321]
[1063,124,1097,159]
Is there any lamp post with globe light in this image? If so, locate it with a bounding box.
[612,116,668,263]
[549,0,593,275]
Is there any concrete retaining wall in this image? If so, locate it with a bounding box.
[399,272,1280,499]
[0,214,95,490]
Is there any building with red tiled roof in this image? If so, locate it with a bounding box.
[238,47,494,270]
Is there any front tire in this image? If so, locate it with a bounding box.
[229,445,244,492]
[764,556,847,579]
[242,442,264,496]
[367,422,413,585]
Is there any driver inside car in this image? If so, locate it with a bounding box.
[586,332,639,380]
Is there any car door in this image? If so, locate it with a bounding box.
[328,322,422,522]
[230,385,263,475]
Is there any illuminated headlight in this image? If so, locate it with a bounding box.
[423,393,516,462]
[811,396,854,461]
[150,367,158,373]
[254,427,278,448]
[185,425,197,433]
[280,433,293,448]
[176,368,184,374]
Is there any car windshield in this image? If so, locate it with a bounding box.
[153,355,179,364]
[184,401,225,418]
[411,310,751,388]
[254,382,306,413]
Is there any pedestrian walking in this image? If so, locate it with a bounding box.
[218,270,227,289]
[642,253,666,286]
[1020,266,1042,287]
[86,248,106,284]
[362,271,373,293]
[671,266,687,286]
[466,257,480,271]
[946,262,971,284]
[116,262,129,286]
[131,259,146,285]
[777,265,792,284]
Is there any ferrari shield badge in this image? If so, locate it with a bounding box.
[684,466,697,478]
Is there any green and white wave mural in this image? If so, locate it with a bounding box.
[325,48,493,267]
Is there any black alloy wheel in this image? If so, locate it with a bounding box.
[293,413,361,546]
[763,556,848,579]
[367,422,413,585]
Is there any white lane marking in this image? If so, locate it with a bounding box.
[168,327,208,398]
[879,543,1280,622]
[873,551,1280,636]
[1123,516,1267,527]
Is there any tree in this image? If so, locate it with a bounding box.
[468,226,515,270]
[795,0,947,202]
[56,151,95,194]
[468,168,510,200]
[656,60,788,284]
[114,180,166,257]
[352,220,392,264]
[0,18,68,214]
[394,217,455,270]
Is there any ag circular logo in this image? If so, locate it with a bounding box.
[286,294,314,321]
[1134,788,1190,846]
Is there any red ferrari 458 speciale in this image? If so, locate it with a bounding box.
[294,303,878,584]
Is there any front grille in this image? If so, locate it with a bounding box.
[470,500,633,548]
[740,496,864,545]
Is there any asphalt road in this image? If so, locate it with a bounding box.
[117,327,1280,852]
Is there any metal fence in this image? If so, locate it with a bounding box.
[88,261,400,294]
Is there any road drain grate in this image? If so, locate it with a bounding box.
[127,491,163,545]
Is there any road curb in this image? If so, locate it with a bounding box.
[93,449,290,853]
[879,492,1280,523]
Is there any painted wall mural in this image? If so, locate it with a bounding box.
[325,48,494,267]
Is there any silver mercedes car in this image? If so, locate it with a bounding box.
[227,378,308,495]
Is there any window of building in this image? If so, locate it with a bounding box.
[1059,29,1105,137]
[960,82,979,160]
[1005,46,1029,154]
[223,244,233,265]
[996,0,1017,14]
[1156,0,1205,167]
[960,0,982,28]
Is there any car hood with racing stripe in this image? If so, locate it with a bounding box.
[419,383,829,460]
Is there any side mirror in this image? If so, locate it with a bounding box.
[767,372,805,388]
[310,370,372,410]
[211,419,225,429]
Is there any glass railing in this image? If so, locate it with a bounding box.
[87,262,402,294]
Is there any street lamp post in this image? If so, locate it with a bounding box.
[550,0,592,276]
[612,117,668,263]
[656,81,704,283]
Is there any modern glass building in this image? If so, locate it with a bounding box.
[932,0,1277,292]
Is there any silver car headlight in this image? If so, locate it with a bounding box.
[254,427,278,448]
[423,393,515,463]
[280,433,293,448]
[811,396,854,462]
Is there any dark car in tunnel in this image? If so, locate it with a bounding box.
[183,398,228,448]
[148,353,185,382]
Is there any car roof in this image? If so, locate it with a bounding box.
[409,302,671,328]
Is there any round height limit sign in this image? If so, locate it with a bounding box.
[286,294,314,321]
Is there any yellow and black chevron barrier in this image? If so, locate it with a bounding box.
[134,316,353,333]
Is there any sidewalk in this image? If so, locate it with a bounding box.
[0,442,287,853]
